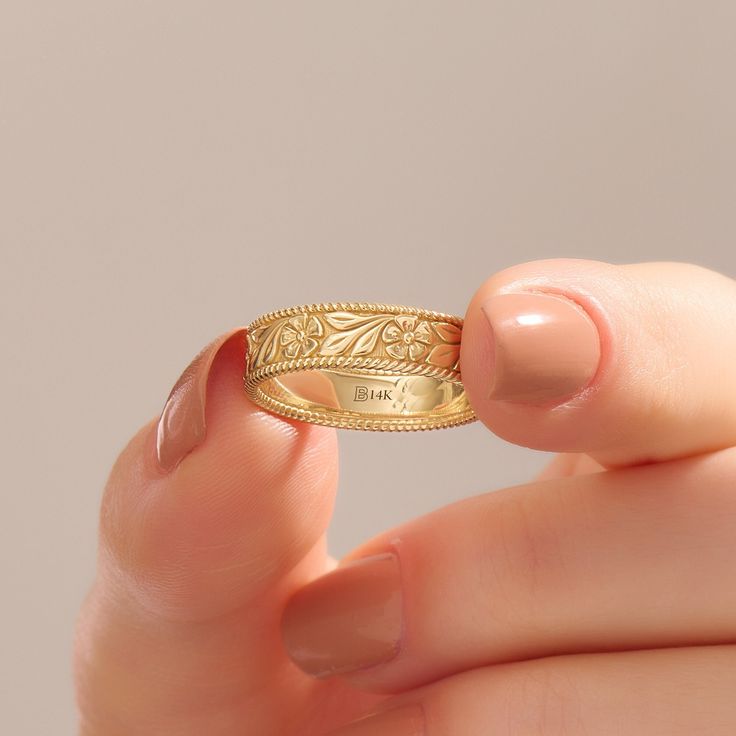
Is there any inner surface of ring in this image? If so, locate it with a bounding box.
[264,368,468,417]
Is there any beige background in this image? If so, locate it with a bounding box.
[1,2,735,733]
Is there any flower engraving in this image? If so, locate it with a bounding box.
[381,315,432,361]
[280,313,324,358]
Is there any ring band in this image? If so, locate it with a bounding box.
[244,302,477,431]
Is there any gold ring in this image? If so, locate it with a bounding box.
[244,302,476,431]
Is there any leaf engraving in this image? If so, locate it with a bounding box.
[320,313,392,357]
[320,331,355,355]
[352,322,385,355]
[427,343,460,369]
[257,321,283,364]
[249,326,268,344]
[323,312,379,330]
[433,322,462,344]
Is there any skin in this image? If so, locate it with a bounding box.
[74,259,736,735]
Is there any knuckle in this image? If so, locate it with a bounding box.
[501,665,588,736]
[477,489,579,629]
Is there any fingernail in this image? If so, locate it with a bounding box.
[480,292,601,404]
[281,552,403,678]
[326,704,425,736]
[155,327,247,473]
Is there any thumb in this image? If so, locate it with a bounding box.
[75,327,339,733]
[459,258,736,468]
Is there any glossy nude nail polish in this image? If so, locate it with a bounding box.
[281,552,403,678]
[155,327,247,473]
[480,292,600,404]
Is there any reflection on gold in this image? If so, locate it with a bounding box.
[277,371,342,410]
[273,369,464,417]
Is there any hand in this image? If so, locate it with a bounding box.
[74,259,736,735]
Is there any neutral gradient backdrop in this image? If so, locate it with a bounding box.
[2,2,735,734]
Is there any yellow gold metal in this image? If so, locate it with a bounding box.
[244,302,477,431]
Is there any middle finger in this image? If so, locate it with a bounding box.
[281,446,736,691]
